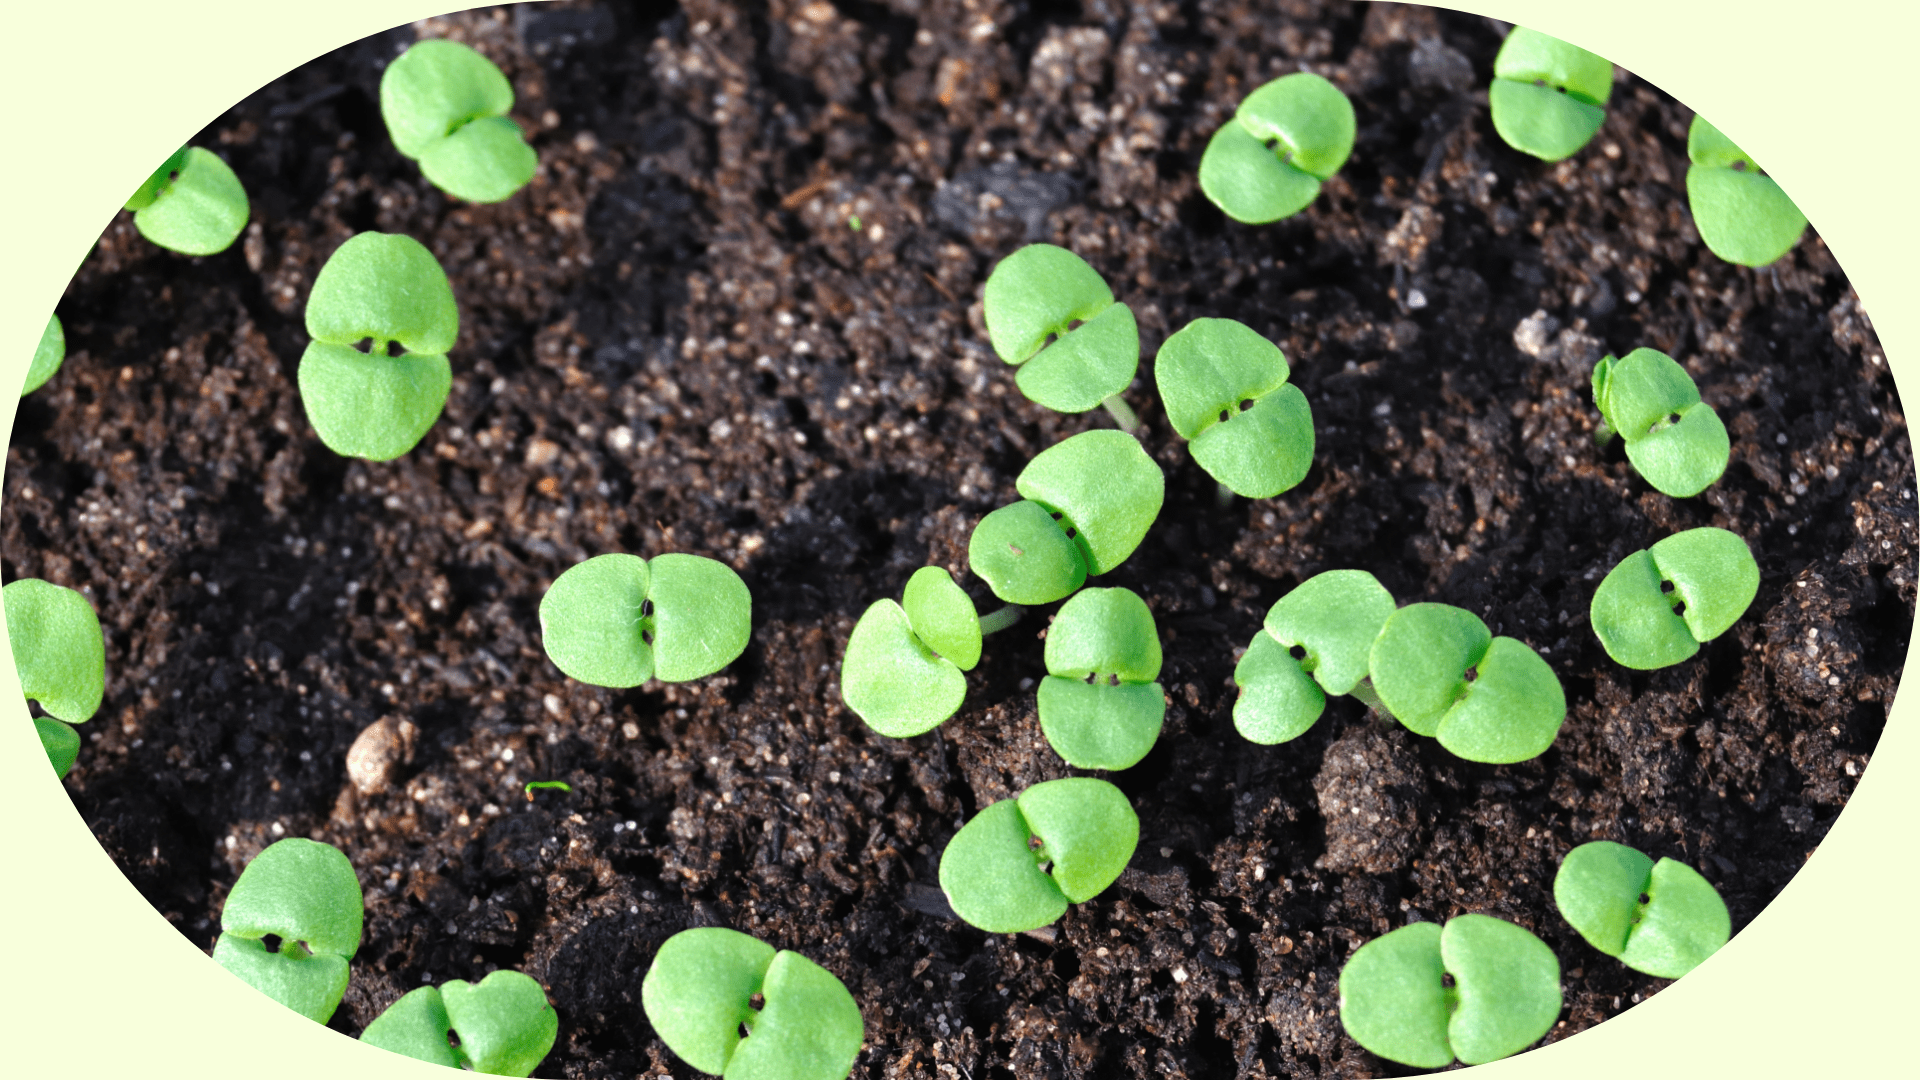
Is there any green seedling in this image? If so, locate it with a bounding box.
[1591,348,1729,497]
[124,145,250,255]
[1154,318,1314,499]
[1339,914,1561,1068]
[1037,587,1163,770]
[211,838,363,1023]
[361,969,558,1076]
[1234,570,1394,745]
[298,231,458,460]
[4,578,104,777]
[381,38,538,204]
[968,430,1164,605]
[939,776,1138,933]
[1554,840,1730,979]
[1489,27,1613,162]
[1590,526,1758,670]
[1686,115,1807,266]
[1197,72,1355,224]
[1368,603,1566,763]
[641,927,864,1080]
[982,244,1141,426]
[540,552,751,687]
[842,567,1023,738]
[23,313,63,396]
[523,780,571,800]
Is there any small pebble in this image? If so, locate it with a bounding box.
[346,716,416,795]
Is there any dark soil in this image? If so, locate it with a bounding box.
[8,2,1910,1077]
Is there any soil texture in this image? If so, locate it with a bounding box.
[7,2,1911,1077]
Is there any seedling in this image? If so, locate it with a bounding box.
[124,145,250,255]
[4,578,104,777]
[1591,348,1729,497]
[381,39,538,204]
[361,969,558,1076]
[1368,603,1566,763]
[1488,27,1613,162]
[1154,318,1314,499]
[211,837,363,1023]
[1554,841,1730,979]
[968,430,1164,605]
[1234,570,1394,744]
[1037,587,1163,770]
[843,567,1022,738]
[641,927,864,1080]
[1338,914,1561,1068]
[982,244,1141,426]
[939,776,1137,933]
[540,552,751,687]
[1686,115,1807,266]
[23,313,63,396]
[298,231,459,460]
[1590,526,1758,670]
[523,780,571,800]
[1197,72,1355,224]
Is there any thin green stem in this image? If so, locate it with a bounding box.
[1215,480,1235,509]
[1101,394,1139,432]
[978,604,1024,635]
[1593,420,1615,447]
[1349,677,1392,720]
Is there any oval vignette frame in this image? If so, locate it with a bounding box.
[0,2,1912,1079]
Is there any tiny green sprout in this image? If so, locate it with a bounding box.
[1197,72,1355,224]
[1591,348,1729,497]
[939,777,1138,933]
[540,552,752,688]
[641,927,864,1080]
[361,969,558,1076]
[1234,570,1394,745]
[124,145,250,255]
[1686,115,1808,267]
[1554,840,1730,979]
[298,231,459,460]
[523,780,571,800]
[211,837,364,1023]
[1488,27,1613,162]
[1338,914,1561,1068]
[1154,318,1314,498]
[1037,587,1163,770]
[381,39,538,204]
[4,578,104,777]
[848,215,862,231]
[1590,526,1759,670]
[968,430,1164,605]
[1368,603,1566,763]
[23,313,63,396]
[982,244,1141,424]
[843,566,1016,738]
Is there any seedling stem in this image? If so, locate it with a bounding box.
[1100,394,1139,432]
[978,604,1024,635]
[1349,677,1386,714]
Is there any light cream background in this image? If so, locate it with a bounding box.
[0,1,1910,1076]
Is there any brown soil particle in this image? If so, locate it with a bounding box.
[1313,723,1427,876]
[6,3,1910,1078]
